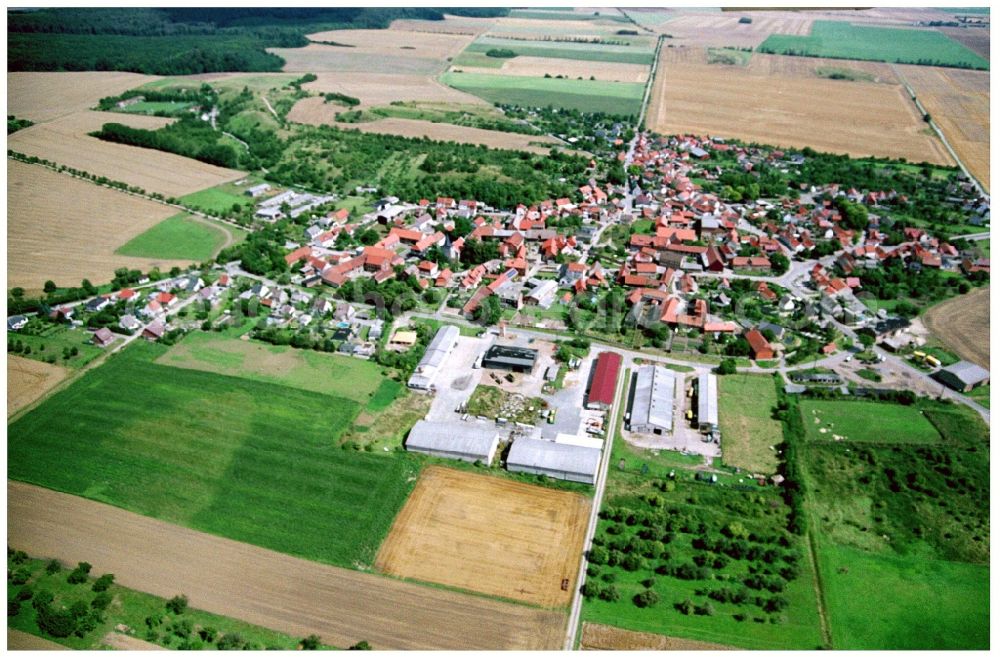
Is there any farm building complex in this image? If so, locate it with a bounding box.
[934,360,990,392]
[506,437,602,485]
[697,372,719,436]
[407,325,460,390]
[586,351,623,410]
[481,345,538,373]
[405,420,500,464]
[629,365,678,435]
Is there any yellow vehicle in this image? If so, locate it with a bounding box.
[913,350,927,360]
[925,355,941,368]
[685,409,693,420]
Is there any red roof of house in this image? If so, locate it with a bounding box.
[745,329,772,358]
[588,352,622,408]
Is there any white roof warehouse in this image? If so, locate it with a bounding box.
[506,438,601,485]
[407,325,460,390]
[629,365,678,435]
[405,420,500,464]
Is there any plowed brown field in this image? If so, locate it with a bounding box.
[7,628,69,650]
[648,11,813,47]
[897,64,990,190]
[647,48,953,166]
[375,466,590,608]
[8,71,159,122]
[7,481,566,650]
[580,622,736,650]
[8,160,193,290]
[7,355,69,418]
[922,286,990,369]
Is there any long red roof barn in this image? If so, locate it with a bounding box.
[587,351,623,409]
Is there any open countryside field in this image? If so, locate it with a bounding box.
[306,28,473,61]
[7,341,413,569]
[155,332,393,405]
[7,355,69,418]
[389,14,498,35]
[936,26,990,60]
[8,111,244,197]
[463,36,655,66]
[116,213,244,261]
[8,629,69,651]
[897,64,990,190]
[325,117,563,155]
[758,21,989,70]
[799,400,942,444]
[647,48,953,166]
[7,71,159,123]
[580,623,736,650]
[922,286,990,368]
[376,466,590,608]
[441,72,645,116]
[8,482,567,650]
[8,160,193,291]
[816,537,988,649]
[299,72,487,110]
[646,11,814,48]
[270,44,445,75]
[718,374,782,474]
[458,56,650,83]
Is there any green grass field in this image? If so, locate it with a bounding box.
[758,20,989,70]
[179,186,253,215]
[116,213,241,262]
[155,331,392,405]
[8,321,104,369]
[717,374,783,474]
[8,342,420,568]
[799,400,942,444]
[815,538,988,649]
[465,37,654,65]
[118,100,194,116]
[7,554,327,650]
[440,72,645,115]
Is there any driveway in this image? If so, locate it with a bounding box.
[424,335,491,422]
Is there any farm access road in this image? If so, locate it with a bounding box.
[7,481,566,651]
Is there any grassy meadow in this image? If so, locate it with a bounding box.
[116,213,242,261]
[155,331,396,406]
[758,20,989,70]
[178,185,253,215]
[799,400,942,444]
[7,341,420,568]
[440,72,645,115]
[718,374,783,474]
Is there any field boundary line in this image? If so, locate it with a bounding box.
[891,64,987,196]
[637,35,664,131]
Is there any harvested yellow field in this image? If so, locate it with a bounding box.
[271,44,443,75]
[8,112,244,197]
[300,73,487,109]
[375,466,591,608]
[390,14,498,35]
[647,48,953,166]
[7,355,69,418]
[459,56,650,83]
[7,628,69,651]
[897,64,990,190]
[7,71,159,123]
[580,623,736,650]
[923,287,990,369]
[8,160,193,290]
[307,28,474,60]
[649,11,813,47]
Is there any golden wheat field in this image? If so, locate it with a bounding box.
[7,71,160,122]
[7,355,69,418]
[458,56,650,83]
[896,64,990,190]
[647,49,953,166]
[7,160,194,291]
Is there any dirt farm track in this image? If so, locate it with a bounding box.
[7,481,566,650]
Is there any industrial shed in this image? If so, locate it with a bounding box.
[481,344,538,373]
[934,360,990,393]
[587,351,623,410]
[407,325,460,390]
[405,420,500,464]
[697,372,719,435]
[629,365,678,435]
[506,438,601,485]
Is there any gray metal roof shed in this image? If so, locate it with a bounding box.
[406,420,499,463]
[506,438,601,485]
[630,365,677,434]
